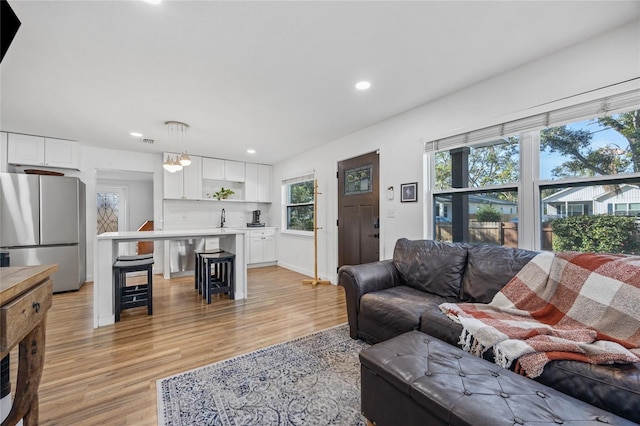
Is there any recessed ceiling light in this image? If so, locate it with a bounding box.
[247,149,256,154]
[143,0,162,4]
[130,132,143,137]
[355,81,371,90]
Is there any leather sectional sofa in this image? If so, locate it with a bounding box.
[338,238,640,424]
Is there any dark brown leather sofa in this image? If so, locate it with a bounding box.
[338,238,640,423]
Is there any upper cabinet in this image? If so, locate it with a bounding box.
[225,160,245,182]
[166,155,271,203]
[257,164,272,202]
[202,158,245,182]
[202,158,224,180]
[7,134,80,170]
[163,153,202,200]
[245,163,272,202]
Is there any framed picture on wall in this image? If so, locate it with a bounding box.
[401,182,417,202]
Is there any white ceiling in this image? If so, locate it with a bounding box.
[2,1,639,165]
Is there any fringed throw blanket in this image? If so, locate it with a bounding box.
[440,251,640,378]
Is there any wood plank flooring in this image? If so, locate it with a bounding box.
[6,266,348,425]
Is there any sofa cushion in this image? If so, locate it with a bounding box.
[393,238,467,298]
[359,286,452,339]
[419,304,464,347]
[460,244,537,303]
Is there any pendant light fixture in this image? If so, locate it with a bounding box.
[163,121,191,173]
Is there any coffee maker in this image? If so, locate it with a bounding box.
[247,209,265,227]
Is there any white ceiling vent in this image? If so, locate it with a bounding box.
[142,138,154,144]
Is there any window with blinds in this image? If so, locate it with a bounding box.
[282,173,315,232]
[425,88,640,253]
[424,89,640,154]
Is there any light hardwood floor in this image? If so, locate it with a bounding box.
[7,266,348,425]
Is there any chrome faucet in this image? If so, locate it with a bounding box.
[220,208,226,228]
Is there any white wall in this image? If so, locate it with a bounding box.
[273,20,640,283]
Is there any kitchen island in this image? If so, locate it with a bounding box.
[94,228,245,328]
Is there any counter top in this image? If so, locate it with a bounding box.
[97,228,245,240]
[0,264,58,305]
[236,226,278,230]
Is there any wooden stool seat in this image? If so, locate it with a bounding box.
[113,256,154,322]
[116,253,153,261]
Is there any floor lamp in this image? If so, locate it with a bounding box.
[303,179,331,287]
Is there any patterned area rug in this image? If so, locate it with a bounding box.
[157,324,370,425]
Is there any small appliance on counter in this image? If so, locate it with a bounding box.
[247,209,265,227]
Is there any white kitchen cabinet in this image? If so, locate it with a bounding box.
[224,160,245,182]
[163,153,202,199]
[244,163,258,201]
[257,164,272,202]
[247,228,276,264]
[7,134,79,169]
[202,158,225,180]
[202,157,245,182]
[163,152,182,199]
[245,163,272,202]
[44,138,79,168]
[7,134,44,166]
[183,155,203,199]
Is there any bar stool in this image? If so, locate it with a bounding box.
[201,251,235,304]
[113,254,154,322]
[194,249,223,293]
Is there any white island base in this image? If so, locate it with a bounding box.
[94,228,245,328]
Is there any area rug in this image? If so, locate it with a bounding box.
[157,324,370,425]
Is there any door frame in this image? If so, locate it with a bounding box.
[96,183,130,256]
[336,150,381,269]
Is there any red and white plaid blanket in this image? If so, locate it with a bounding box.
[440,251,640,378]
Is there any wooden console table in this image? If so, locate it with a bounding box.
[0,264,57,426]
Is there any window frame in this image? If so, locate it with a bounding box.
[425,89,640,252]
[281,176,315,235]
[429,136,522,246]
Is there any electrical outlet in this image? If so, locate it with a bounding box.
[387,208,395,218]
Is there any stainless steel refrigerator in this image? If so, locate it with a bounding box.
[0,173,86,292]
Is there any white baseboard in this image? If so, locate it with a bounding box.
[247,261,277,269]
[277,261,336,285]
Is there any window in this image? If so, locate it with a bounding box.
[433,138,520,247]
[537,112,640,253]
[426,89,640,254]
[435,190,518,246]
[344,165,372,195]
[283,175,314,232]
[435,137,519,190]
[608,201,640,216]
[540,114,636,181]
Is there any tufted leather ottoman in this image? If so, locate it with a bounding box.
[359,331,636,426]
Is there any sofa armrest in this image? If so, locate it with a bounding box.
[338,260,401,339]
